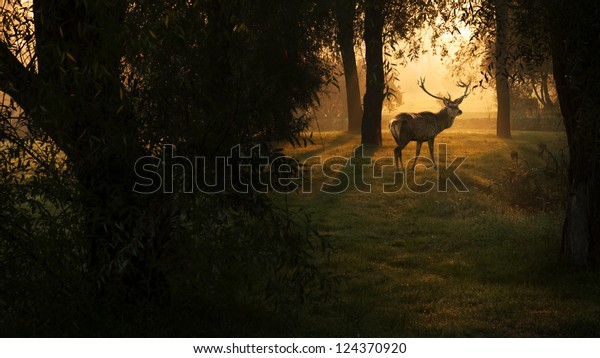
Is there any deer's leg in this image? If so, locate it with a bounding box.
[428,139,437,169]
[394,138,410,172]
[411,141,423,171]
[393,146,402,172]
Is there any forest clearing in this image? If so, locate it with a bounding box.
[275,129,600,337]
[2,0,599,341]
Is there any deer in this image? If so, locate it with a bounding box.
[389,77,472,172]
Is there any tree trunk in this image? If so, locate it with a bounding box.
[4,0,172,297]
[31,1,133,271]
[540,71,555,112]
[532,78,544,107]
[335,0,363,133]
[494,0,511,138]
[361,0,384,147]
[548,1,600,266]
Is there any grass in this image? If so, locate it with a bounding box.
[3,128,597,337]
[273,129,600,337]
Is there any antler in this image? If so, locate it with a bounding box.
[454,80,472,104]
[418,77,449,102]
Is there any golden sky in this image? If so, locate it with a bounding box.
[396,56,496,114]
[392,27,497,114]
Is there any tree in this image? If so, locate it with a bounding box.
[1,0,332,334]
[358,0,439,148]
[493,0,511,138]
[3,0,148,285]
[510,0,557,116]
[361,0,385,147]
[546,0,600,265]
[442,0,514,137]
[533,70,556,113]
[335,0,363,132]
[476,0,599,266]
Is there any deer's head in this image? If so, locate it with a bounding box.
[418,77,472,118]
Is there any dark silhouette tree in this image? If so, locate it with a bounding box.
[335,0,363,132]
[533,71,556,113]
[546,0,600,266]
[358,0,440,148]
[493,0,511,138]
[444,0,514,137]
[361,0,385,147]
[0,0,333,334]
[512,2,557,115]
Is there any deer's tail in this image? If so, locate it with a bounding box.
[389,117,403,144]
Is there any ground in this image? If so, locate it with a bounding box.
[274,129,600,337]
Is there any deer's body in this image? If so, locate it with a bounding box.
[390,78,471,171]
[390,108,456,142]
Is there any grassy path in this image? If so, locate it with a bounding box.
[276,130,600,337]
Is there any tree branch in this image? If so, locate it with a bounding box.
[532,79,544,105]
[0,40,37,113]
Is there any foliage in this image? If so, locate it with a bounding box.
[0,0,334,336]
[495,145,567,212]
[446,0,559,111]
[313,58,403,131]
[126,0,336,152]
[0,105,87,332]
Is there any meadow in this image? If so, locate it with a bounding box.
[3,125,599,338]
[274,128,600,337]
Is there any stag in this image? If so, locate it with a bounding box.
[389,78,471,171]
